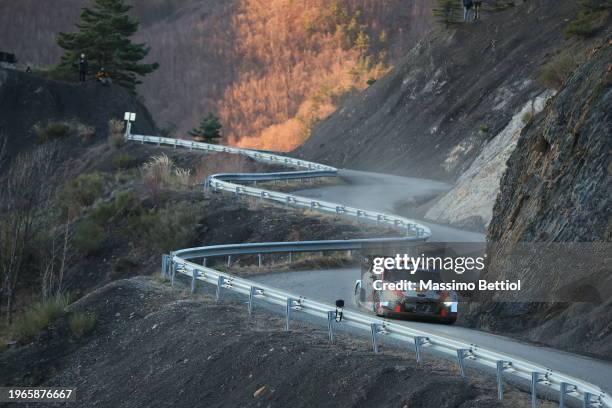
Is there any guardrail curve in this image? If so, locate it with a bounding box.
[125,129,609,408]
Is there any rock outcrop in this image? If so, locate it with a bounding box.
[424,91,554,231]
[465,42,611,358]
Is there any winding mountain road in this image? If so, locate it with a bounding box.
[257,169,612,394]
[126,132,611,405]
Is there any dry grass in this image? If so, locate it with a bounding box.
[8,294,69,341]
[108,119,125,148]
[142,154,192,192]
[68,312,97,338]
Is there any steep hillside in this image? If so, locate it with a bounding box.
[296,1,580,183]
[0,0,431,149]
[0,276,546,408]
[0,67,156,159]
[465,42,611,358]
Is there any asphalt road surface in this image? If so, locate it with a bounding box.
[271,169,612,394]
[294,169,485,243]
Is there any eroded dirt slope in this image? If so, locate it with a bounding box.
[0,277,551,408]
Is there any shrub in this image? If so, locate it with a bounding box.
[565,0,611,38]
[112,153,139,170]
[522,111,534,124]
[77,123,96,142]
[539,51,581,90]
[69,313,96,338]
[90,191,139,224]
[479,123,490,133]
[129,202,201,252]
[33,121,71,143]
[10,294,69,341]
[108,119,125,148]
[60,172,105,212]
[73,219,105,254]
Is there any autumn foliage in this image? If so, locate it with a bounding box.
[0,0,431,150]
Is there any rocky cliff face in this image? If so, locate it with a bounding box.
[424,91,554,231]
[488,44,611,244]
[465,42,611,358]
[296,1,580,183]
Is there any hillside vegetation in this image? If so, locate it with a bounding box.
[0,0,431,150]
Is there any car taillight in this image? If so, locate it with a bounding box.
[394,305,402,312]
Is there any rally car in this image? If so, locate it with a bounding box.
[354,258,458,324]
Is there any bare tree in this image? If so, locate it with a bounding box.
[0,141,60,322]
[39,214,74,301]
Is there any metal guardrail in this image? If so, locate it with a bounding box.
[126,130,609,408]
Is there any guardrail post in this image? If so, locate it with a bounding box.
[370,323,380,354]
[496,361,512,400]
[258,254,262,268]
[456,349,470,378]
[173,139,177,149]
[288,252,292,263]
[559,382,576,408]
[327,311,335,343]
[216,276,225,302]
[157,137,161,146]
[191,268,199,293]
[285,298,294,331]
[583,392,597,408]
[414,336,429,364]
[531,372,548,408]
[248,286,262,315]
[161,255,168,278]
[170,261,176,287]
[227,256,232,268]
[370,323,389,354]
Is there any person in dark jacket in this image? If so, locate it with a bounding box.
[78,54,88,82]
[463,0,473,21]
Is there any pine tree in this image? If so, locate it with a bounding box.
[189,114,222,144]
[57,0,159,92]
[432,0,462,28]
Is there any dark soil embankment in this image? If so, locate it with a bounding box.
[296,1,581,182]
[0,276,550,408]
[464,43,612,359]
[0,67,156,160]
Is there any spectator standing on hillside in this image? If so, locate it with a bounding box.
[463,0,474,22]
[78,53,88,82]
[473,0,483,21]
